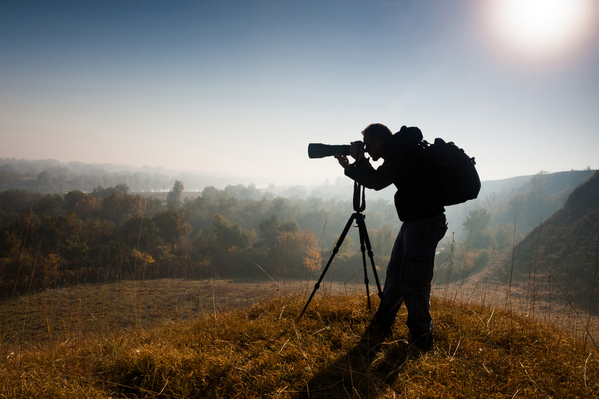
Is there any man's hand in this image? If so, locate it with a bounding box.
[335,141,365,170]
[350,141,365,161]
[335,154,350,170]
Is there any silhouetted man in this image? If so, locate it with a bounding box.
[336,123,447,352]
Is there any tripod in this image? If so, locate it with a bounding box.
[299,181,383,320]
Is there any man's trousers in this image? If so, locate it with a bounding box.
[372,213,447,339]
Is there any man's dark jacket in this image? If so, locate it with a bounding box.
[344,126,444,222]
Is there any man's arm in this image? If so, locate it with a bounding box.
[335,153,393,191]
[344,158,393,190]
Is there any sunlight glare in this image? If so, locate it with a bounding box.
[480,0,598,67]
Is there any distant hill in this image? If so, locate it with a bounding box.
[506,170,599,309]
[479,169,596,199]
[444,169,597,238]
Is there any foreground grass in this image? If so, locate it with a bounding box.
[0,278,358,347]
[0,279,284,346]
[1,293,598,398]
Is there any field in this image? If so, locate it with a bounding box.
[0,278,363,348]
[0,276,598,397]
[0,278,598,398]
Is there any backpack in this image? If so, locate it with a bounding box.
[421,138,481,206]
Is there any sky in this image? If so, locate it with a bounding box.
[1,0,598,187]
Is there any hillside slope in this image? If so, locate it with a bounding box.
[507,170,599,308]
[445,169,596,238]
[1,294,598,398]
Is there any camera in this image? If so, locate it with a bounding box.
[308,141,364,159]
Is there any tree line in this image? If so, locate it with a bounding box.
[2,170,589,299]
[0,181,401,299]
[1,160,220,195]
[0,158,354,199]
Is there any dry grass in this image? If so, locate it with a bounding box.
[0,279,280,347]
[1,286,598,398]
[435,270,599,353]
[0,278,362,348]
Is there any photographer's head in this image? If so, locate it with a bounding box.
[362,123,392,161]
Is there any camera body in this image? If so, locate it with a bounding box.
[308,141,364,159]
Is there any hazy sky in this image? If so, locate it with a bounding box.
[1,0,598,186]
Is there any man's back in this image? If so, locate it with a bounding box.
[346,126,444,222]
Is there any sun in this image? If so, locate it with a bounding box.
[479,0,598,67]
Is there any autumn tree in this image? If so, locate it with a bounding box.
[120,215,156,251]
[63,190,86,211]
[273,230,320,279]
[213,214,251,251]
[368,225,396,265]
[153,208,192,247]
[167,180,184,208]
[258,214,299,248]
[97,191,145,226]
[462,208,494,249]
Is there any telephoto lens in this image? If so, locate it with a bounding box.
[308,141,363,159]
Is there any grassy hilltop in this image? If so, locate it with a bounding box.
[1,284,598,398]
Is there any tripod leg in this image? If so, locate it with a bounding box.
[356,214,372,309]
[355,214,383,299]
[298,214,356,320]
